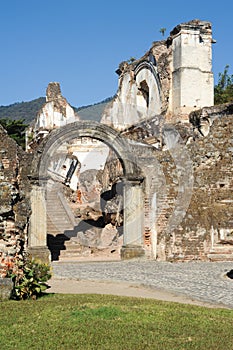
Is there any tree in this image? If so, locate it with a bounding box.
[127,57,136,63]
[0,118,28,149]
[214,65,233,105]
[159,28,166,37]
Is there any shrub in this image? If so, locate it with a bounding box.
[5,254,52,300]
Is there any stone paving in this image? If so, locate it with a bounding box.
[52,260,233,308]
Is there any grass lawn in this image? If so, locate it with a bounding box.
[1,293,233,350]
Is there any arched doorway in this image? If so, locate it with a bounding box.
[28,121,145,262]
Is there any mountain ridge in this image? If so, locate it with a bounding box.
[0,96,113,124]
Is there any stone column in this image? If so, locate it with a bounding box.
[121,178,145,259]
[28,184,51,263]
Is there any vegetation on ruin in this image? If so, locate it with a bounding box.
[127,57,137,63]
[0,118,28,148]
[214,65,233,104]
[0,95,113,149]
[3,254,51,300]
[0,63,232,149]
[1,65,232,128]
[1,293,233,349]
[159,27,166,37]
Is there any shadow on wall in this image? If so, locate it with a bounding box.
[47,216,123,261]
[47,234,70,261]
[47,182,124,261]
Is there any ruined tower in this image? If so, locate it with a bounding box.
[101,19,215,128]
[170,20,214,119]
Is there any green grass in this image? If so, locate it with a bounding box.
[1,294,233,349]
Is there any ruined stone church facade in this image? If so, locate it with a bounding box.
[102,19,214,128]
[0,19,233,269]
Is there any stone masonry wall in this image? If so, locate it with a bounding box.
[155,114,233,260]
[0,125,31,276]
[100,107,233,261]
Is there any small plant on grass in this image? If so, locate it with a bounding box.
[4,253,51,300]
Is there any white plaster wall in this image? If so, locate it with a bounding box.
[172,34,182,71]
[173,30,212,71]
[68,145,109,191]
[38,102,77,129]
[68,140,109,191]
[172,28,214,117]
[102,72,138,130]
[66,104,77,122]
[101,66,161,129]
[73,145,109,173]
[136,68,161,117]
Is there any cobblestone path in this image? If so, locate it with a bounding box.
[52,260,233,308]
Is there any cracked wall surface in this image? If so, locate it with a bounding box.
[0,19,232,263]
[101,19,214,129]
[0,125,31,276]
[26,82,80,152]
[117,107,233,260]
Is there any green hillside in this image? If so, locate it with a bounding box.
[0,96,113,124]
[0,97,46,124]
[77,97,112,122]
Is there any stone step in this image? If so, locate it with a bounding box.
[47,230,69,236]
[48,222,73,228]
[58,238,92,259]
[46,183,78,258]
[210,246,233,253]
[69,237,81,243]
[47,204,67,209]
[62,245,82,252]
[47,223,74,229]
[47,211,73,217]
[47,207,70,211]
[65,240,80,246]
[59,249,90,258]
[60,249,83,256]
[207,253,233,261]
[47,218,73,223]
[49,240,69,246]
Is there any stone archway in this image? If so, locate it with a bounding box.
[28,121,145,262]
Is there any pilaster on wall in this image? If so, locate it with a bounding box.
[121,177,145,259]
[170,20,214,121]
[28,184,51,263]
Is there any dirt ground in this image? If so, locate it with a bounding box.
[47,278,226,308]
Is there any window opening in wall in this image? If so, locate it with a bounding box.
[139,80,150,108]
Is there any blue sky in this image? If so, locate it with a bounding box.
[0,0,233,107]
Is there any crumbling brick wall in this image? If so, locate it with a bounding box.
[155,113,233,260]
[0,125,31,276]
[100,106,233,261]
